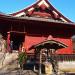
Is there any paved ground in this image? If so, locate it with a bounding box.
[0,70,75,75]
[0,70,37,75]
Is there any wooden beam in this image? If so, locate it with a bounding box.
[7,31,26,34]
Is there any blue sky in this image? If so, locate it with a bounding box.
[0,0,75,22]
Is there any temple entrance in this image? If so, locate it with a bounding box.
[10,31,25,50]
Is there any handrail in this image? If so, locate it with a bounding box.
[51,54,75,61]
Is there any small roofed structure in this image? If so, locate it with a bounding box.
[32,40,67,50]
[29,39,67,74]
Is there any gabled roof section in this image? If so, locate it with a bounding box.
[11,0,72,23]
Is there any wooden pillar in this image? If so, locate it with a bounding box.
[7,32,11,52]
[33,49,37,72]
[39,50,42,75]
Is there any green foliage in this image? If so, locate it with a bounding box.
[18,52,27,65]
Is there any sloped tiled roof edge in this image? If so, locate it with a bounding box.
[0,14,75,26]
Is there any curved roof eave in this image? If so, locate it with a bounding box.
[0,14,75,26]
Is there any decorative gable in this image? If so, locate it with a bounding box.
[11,0,71,23]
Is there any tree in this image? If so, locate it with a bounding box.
[18,51,27,69]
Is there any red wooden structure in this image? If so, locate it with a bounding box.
[0,0,75,55]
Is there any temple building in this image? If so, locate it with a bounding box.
[1,0,75,73]
[0,0,75,60]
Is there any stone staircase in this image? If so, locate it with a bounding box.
[0,51,38,75]
[0,51,19,71]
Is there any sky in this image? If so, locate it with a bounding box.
[0,0,75,22]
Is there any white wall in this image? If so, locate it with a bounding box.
[58,61,75,72]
